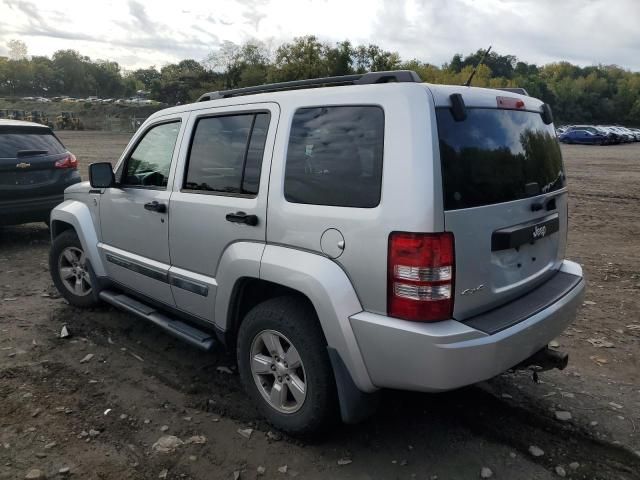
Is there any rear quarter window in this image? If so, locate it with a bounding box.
[436,108,564,210]
[284,106,384,208]
[0,126,66,158]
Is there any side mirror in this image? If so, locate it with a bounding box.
[89,162,115,188]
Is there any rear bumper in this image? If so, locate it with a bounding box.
[0,194,65,225]
[350,260,585,392]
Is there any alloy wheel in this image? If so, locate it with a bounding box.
[58,246,92,297]
[250,329,307,414]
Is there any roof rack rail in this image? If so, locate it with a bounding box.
[494,87,529,96]
[198,70,422,102]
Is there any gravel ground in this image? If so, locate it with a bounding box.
[0,132,639,479]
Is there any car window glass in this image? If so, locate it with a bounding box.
[242,113,270,195]
[284,106,384,208]
[184,113,270,195]
[437,107,564,210]
[123,122,180,188]
[0,126,66,158]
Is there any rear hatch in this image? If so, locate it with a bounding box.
[435,94,567,320]
[0,124,72,200]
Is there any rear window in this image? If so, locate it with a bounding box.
[0,126,66,158]
[284,106,384,208]
[436,108,564,210]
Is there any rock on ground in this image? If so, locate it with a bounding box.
[79,353,94,364]
[25,469,45,479]
[480,466,493,478]
[152,435,184,453]
[529,445,544,457]
[555,411,572,421]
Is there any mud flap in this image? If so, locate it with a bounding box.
[327,347,380,424]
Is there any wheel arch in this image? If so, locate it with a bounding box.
[225,278,315,345]
[222,245,375,393]
[50,200,105,277]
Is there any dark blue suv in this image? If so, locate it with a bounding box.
[0,120,80,226]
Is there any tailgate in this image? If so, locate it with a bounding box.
[0,125,71,199]
[436,103,567,320]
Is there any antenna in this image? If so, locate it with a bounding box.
[463,45,492,87]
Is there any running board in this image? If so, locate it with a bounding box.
[98,290,216,351]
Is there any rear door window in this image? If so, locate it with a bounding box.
[436,108,564,210]
[284,106,384,208]
[184,112,270,195]
[0,126,66,158]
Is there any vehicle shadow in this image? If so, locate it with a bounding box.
[0,222,51,248]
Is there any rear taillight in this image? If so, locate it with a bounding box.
[388,232,455,322]
[54,153,78,169]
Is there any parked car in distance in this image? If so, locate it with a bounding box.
[0,120,80,226]
[48,71,585,435]
[618,126,640,141]
[607,126,633,142]
[629,127,640,141]
[559,129,607,145]
[566,125,613,144]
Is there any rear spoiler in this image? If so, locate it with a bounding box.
[494,87,529,96]
[449,89,554,125]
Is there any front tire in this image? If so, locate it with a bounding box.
[50,230,99,308]
[237,296,338,436]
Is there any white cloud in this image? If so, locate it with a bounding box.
[1,0,639,70]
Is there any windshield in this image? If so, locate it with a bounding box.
[436,108,565,210]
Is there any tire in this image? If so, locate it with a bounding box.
[237,296,338,436]
[49,230,100,308]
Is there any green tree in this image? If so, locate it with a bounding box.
[130,67,161,91]
[269,36,330,82]
[7,39,28,60]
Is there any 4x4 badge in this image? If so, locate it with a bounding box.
[16,162,31,169]
[461,284,485,296]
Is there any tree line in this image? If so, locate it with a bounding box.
[2,36,640,125]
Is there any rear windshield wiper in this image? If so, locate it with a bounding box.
[17,149,48,157]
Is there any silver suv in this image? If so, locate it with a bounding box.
[49,71,585,435]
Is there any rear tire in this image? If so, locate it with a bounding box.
[237,296,338,436]
[50,230,99,308]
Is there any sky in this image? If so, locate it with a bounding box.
[1,0,640,71]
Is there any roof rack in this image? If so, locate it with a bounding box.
[198,70,423,102]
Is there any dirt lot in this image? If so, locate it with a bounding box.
[1,131,640,479]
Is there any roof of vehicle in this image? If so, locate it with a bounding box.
[145,70,543,123]
[0,119,50,129]
[147,82,543,126]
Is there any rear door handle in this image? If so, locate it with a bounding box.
[225,211,258,226]
[144,201,167,213]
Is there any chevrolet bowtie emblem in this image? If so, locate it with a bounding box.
[16,162,31,169]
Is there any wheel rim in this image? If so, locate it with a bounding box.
[250,329,307,414]
[58,246,92,297]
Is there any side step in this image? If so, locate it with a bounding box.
[99,290,217,351]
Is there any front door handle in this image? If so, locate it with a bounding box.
[225,211,258,226]
[144,201,167,213]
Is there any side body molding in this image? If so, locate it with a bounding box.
[50,200,105,277]
[258,245,376,393]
